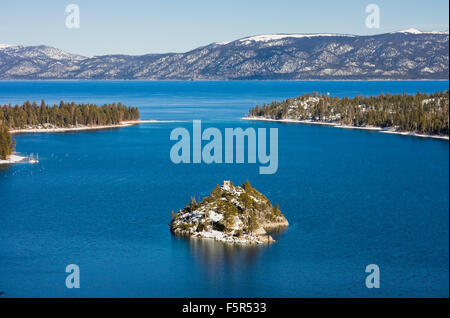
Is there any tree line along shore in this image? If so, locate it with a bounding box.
[248,91,449,137]
[0,100,139,160]
[0,124,15,160]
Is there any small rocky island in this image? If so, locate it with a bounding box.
[170,180,289,245]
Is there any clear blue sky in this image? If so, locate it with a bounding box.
[0,0,448,56]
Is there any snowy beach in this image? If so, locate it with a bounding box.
[9,120,183,135]
[0,154,26,165]
[242,116,449,141]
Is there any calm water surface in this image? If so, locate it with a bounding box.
[0,81,448,297]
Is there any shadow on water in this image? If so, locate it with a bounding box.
[266,226,289,238]
[188,238,264,268]
[0,164,12,172]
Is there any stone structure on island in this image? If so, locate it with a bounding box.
[170,180,289,244]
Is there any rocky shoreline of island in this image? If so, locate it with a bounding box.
[242,116,449,141]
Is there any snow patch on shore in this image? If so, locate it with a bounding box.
[0,154,26,165]
[192,230,272,245]
[9,120,183,134]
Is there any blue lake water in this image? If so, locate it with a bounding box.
[0,81,448,297]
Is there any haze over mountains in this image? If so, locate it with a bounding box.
[0,29,448,80]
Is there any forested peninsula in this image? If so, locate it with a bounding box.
[246,91,449,138]
[1,100,139,130]
[0,100,139,161]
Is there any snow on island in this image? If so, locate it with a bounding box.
[170,181,289,245]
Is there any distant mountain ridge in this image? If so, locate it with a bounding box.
[1,29,448,80]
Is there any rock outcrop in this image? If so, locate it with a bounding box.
[170,180,289,245]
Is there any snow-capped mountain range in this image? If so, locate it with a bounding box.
[1,29,448,80]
